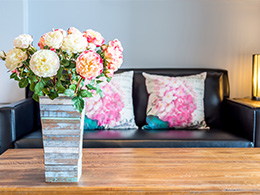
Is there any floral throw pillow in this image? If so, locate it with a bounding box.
[84,71,137,130]
[142,72,209,130]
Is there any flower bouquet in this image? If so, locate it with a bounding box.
[0,27,123,113]
[0,27,123,182]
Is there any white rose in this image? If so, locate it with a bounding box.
[5,48,27,71]
[45,31,63,49]
[30,50,60,77]
[61,34,88,53]
[13,34,33,48]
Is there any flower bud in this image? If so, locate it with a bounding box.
[101,44,107,51]
[0,50,6,60]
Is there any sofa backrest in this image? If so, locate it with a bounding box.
[117,68,230,129]
[26,68,229,129]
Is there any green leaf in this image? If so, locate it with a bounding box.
[73,53,79,59]
[10,73,16,79]
[79,89,93,98]
[43,46,49,49]
[42,88,49,95]
[34,81,44,95]
[61,59,70,67]
[86,84,96,91]
[60,74,67,81]
[41,78,49,85]
[72,96,84,113]
[97,88,103,98]
[68,61,76,68]
[14,75,20,81]
[106,77,112,83]
[96,80,103,84]
[56,80,65,93]
[48,91,58,100]
[96,50,104,58]
[32,93,39,102]
[142,115,169,130]
[18,78,29,88]
[69,84,77,91]
[56,67,64,80]
[64,89,75,97]
[29,73,37,83]
[96,73,105,79]
[29,82,36,92]
[96,84,103,98]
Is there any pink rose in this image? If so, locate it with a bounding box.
[38,33,47,49]
[103,39,123,72]
[76,50,103,79]
[67,27,82,35]
[83,29,105,47]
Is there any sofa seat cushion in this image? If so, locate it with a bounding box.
[14,128,253,148]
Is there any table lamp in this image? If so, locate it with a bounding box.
[252,54,260,100]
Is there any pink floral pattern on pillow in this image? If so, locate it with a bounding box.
[143,72,208,129]
[85,84,124,127]
[84,71,137,130]
[152,84,197,127]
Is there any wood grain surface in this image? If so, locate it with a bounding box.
[1,148,260,194]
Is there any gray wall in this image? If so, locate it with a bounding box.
[0,0,25,103]
[1,0,260,103]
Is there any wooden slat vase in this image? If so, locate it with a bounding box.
[39,96,85,183]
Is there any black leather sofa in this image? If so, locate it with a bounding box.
[0,68,259,154]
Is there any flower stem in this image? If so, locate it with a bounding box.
[75,77,83,94]
[23,63,31,71]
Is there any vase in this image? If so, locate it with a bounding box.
[39,96,85,182]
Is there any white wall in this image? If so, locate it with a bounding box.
[1,0,260,103]
[0,0,26,103]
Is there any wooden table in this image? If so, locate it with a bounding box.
[1,148,260,194]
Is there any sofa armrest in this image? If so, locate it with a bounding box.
[0,106,13,154]
[0,98,41,153]
[224,98,260,147]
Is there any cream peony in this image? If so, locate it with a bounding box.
[83,29,105,47]
[61,34,88,53]
[5,48,27,71]
[45,31,64,49]
[30,50,60,77]
[104,39,123,72]
[76,50,103,79]
[13,34,33,49]
[54,28,67,37]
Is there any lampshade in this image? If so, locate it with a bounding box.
[252,54,260,100]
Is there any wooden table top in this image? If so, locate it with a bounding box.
[1,148,260,194]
